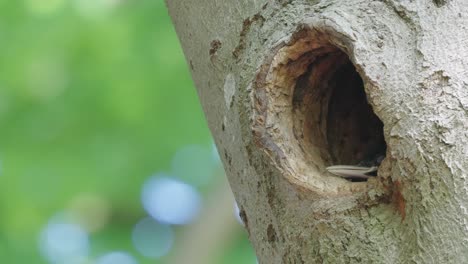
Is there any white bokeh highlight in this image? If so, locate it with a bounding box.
[96,251,138,264]
[39,217,90,264]
[132,217,174,259]
[142,175,201,225]
[233,202,244,226]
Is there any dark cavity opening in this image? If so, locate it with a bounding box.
[327,60,386,166]
[292,48,386,181]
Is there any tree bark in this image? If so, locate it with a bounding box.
[165,0,468,263]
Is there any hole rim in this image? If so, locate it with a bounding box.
[251,26,387,193]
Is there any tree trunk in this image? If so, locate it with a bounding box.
[165,0,468,263]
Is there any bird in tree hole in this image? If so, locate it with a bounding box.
[323,61,386,180]
[326,152,385,180]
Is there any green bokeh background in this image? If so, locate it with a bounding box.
[0,1,254,263]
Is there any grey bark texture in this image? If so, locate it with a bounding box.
[165,0,468,263]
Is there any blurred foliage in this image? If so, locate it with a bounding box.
[0,1,255,263]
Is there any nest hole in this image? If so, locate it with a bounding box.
[292,46,386,180]
[254,30,387,186]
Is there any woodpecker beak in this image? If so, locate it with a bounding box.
[326,165,378,179]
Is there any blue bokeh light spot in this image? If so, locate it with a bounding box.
[96,251,138,264]
[131,217,174,259]
[141,175,201,225]
[39,217,89,264]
